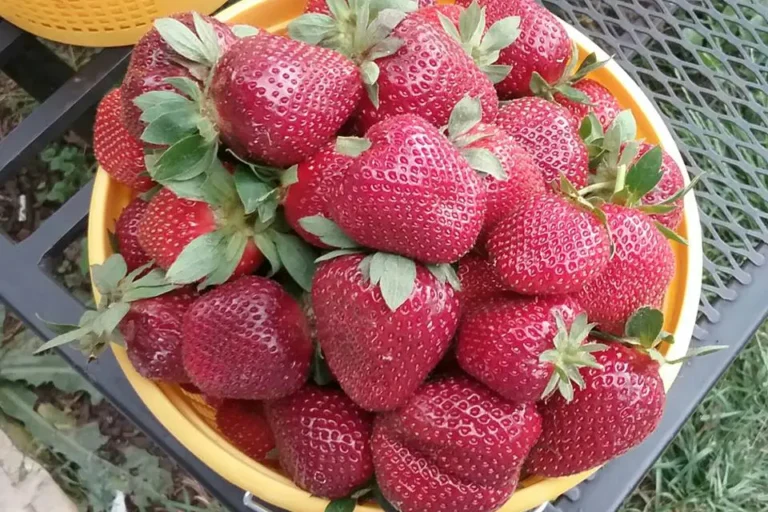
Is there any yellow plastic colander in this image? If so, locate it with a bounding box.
[0,0,227,47]
[87,1,703,510]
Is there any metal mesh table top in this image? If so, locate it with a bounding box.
[1,1,767,511]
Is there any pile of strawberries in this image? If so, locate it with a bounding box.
[40,0,718,511]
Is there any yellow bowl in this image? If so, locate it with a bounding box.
[0,0,226,47]
[87,1,703,510]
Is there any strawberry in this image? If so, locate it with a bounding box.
[266,386,374,498]
[290,1,520,132]
[182,275,312,399]
[555,79,621,131]
[525,342,665,477]
[457,296,609,403]
[373,375,541,512]
[282,142,353,248]
[216,400,275,462]
[121,13,236,139]
[311,253,461,411]
[93,89,154,192]
[457,0,571,98]
[138,188,263,278]
[456,253,510,308]
[119,287,197,383]
[496,97,589,187]
[331,114,485,264]
[115,197,151,273]
[306,0,435,13]
[575,204,675,334]
[210,34,362,167]
[486,193,610,294]
[634,143,685,229]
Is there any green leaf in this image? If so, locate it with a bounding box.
[299,215,358,248]
[281,165,299,187]
[253,232,282,275]
[426,263,461,290]
[368,37,404,60]
[90,254,128,295]
[361,60,380,87]
[369,253,417,311]
[121,283,177,302]
[139,96,195,124]
[462,148,507,180]
[580,112,604,142]
[166,231,228,284]
[133,90,187,112]
[164,76,203,103]
[608,109,638,144]
[447,96,482,139]
[438,12,462,44]
[529,72,552,97]
[666,345,728,365]
[655,221,689,245]
[202,232,248,288]
[556,84,592,104]
[153,17,209,64]
[92,302,131,337]
[326,0,349,20]
[459,0,485,47]
[315,249,364,262]
[483,64,512,84]
[336,137,372,157]
[151,135,217,182]
[572,52,610,82]
[287,13,337,45]
[367,10,408,46]
[257,193,280,224]
[480,16,520,53]
[192,12,221,65]
[364,81,380,109]
[655,172,703,206]
[273,232,317,292]
[141,109,200,146]
[232,24,260,38]
[618,139,641,169]
[325,498,356,512]
[625,146,663,202]
[625,307,665,347]
[235,167,275,215]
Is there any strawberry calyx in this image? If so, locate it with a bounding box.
[530,43,610,105]
[35,255,178,358]
[592,306,727,366]
[288,0,417,107]
[300,215,460,312]
[437,1,521,84]
[444,96,506,180]
[539,312,607,402]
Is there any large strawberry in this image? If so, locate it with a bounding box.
[289,1,520,131]
[456,253,510,309]
[311,253,461,411]
[266,386,374,498]
[93,89,154,192]
[121,13,236,139]
[457,295,608,403]
[182,275,312,399]
[496,97,589,187]
[331,114,485,263]
[282,142,354,248]
[115,197,151,273]
[525,342,665,477]
[216,400,275,462]
[486,192,610,295]
[373,375,541,512]
[457,0,571,98]
[575,204,675,334]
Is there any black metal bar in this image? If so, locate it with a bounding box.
[550,245,768,512]
[0,47,130,182]
[1,34,75,103]
[0,20,25,68]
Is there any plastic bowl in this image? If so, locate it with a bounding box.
[87,1,702,510]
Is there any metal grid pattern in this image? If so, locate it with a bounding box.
[1,1,768,511]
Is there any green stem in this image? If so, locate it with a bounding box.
[614,164,628,194]
[578,181,615,196]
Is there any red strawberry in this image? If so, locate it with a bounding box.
[457,295,604,403]
[121,13,236,140]
[266,386,374,498]
[282,142,353,248]
[575,204,675,334]
[210,34,362,167]
[137,188,262,276]
[311,254,461,411]
[458,0,571,98]
[331,115,485,264]
[456,253,510,308]
[115,197,152,272]
[182,275,312,399]
[525,342,665,477]
[372,375,541,512]
[497,97,589,187]
[556,79,621,131]
[93,89,154,192]
[354,6,499,132]
[119,287,197,382]
[216,400,275,461]
[635,143,685,229]
[306,0,435,12]
[486,194,610,294]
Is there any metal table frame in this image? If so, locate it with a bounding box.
[1,0,767,510]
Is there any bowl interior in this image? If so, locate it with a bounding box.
[87,1,701,511]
